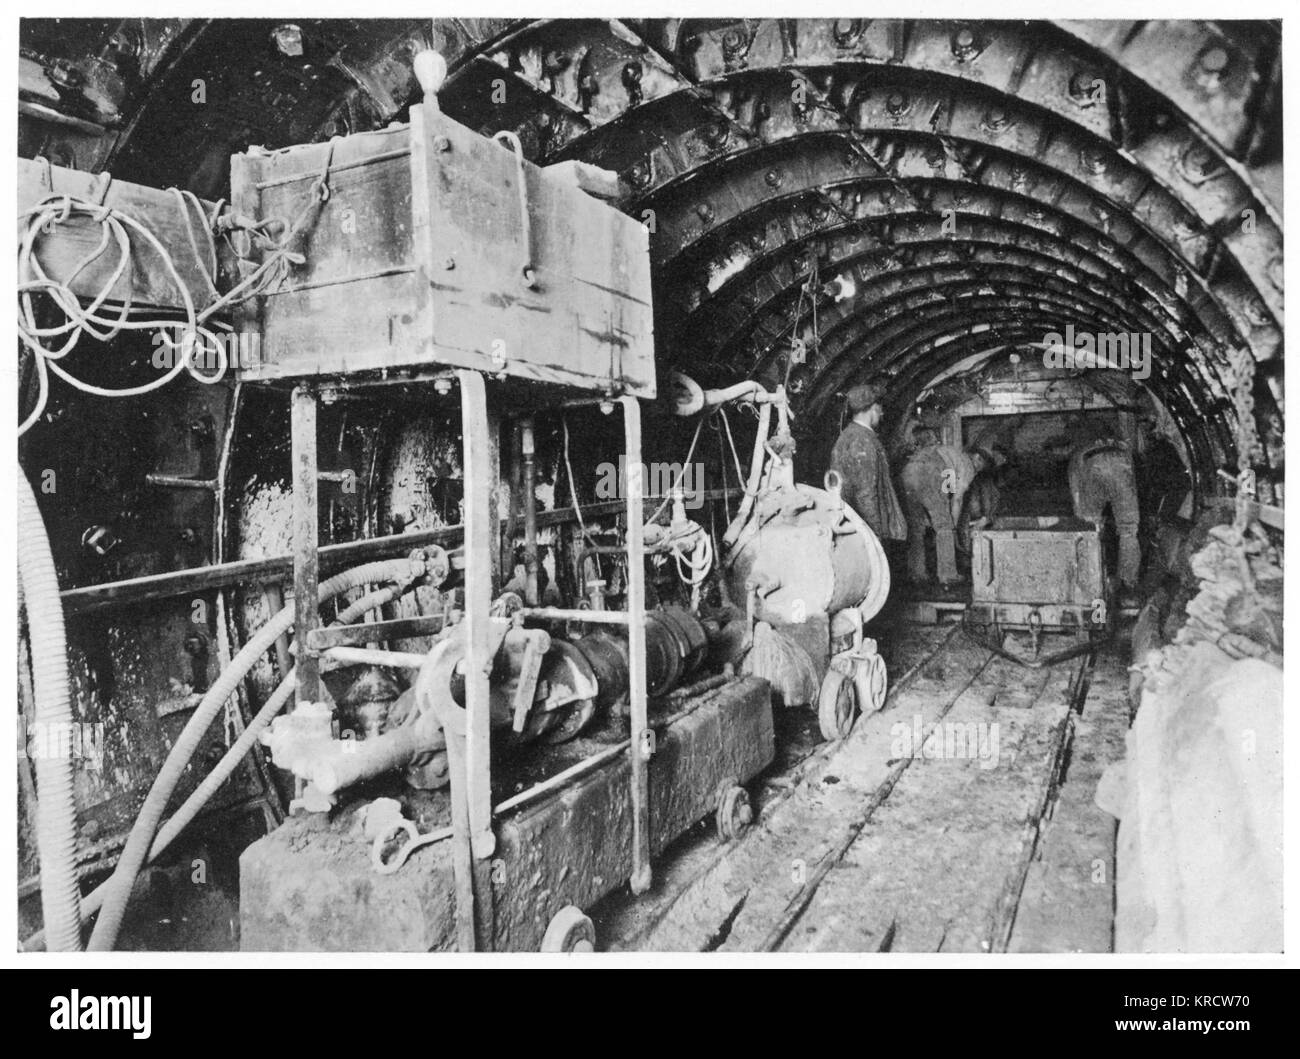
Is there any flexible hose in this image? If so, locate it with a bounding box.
[18,469,84,950]
[702,379,765,408]
[723,402,773,549]
[149,581,412,860]
[86,556,427,951]
[40,581,414,942]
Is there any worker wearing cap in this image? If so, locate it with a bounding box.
[898,443,994,585]
[829,384,907,544]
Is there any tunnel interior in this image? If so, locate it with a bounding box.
[20,17,1284,495]
[15,17,1284,953]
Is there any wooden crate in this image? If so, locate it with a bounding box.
[230,106,653,396]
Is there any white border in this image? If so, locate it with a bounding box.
[2,2,1293,971]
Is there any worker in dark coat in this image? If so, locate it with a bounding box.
[1138,430,1192,525]
[829,383,907,543]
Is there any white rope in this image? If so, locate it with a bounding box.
[17,154,334,435]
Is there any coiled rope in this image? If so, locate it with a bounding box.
[17,141,339,435]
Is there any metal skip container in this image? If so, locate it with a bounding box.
[967,516,1109,634]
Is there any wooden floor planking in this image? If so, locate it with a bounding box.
[594,624,960,949]
[598,626,1112,953]
[778,652,1076,952]
[1006,644,1130,953]
[602,629,994,951]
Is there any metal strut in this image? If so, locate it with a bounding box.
[457,368,497,950]
[620,395,653,895]
[290,385,321,709]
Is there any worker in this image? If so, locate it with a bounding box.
[959,447,1005,551]
[1137,422,1191,524]
[1068,434,1141,595]
[828,383,907,545]
[898,444,993,585]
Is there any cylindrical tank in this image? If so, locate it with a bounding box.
[574,605,709,702]
[725,479,889,625]
[574,630,629,708]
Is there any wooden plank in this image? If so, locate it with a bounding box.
[1208,495,1285,532]
[414,107,653,396]
[17,157,232,311]
[305,614,449,651]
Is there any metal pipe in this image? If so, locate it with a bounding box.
[723,401,773,549]
[58,488,743,615]
[521,417,540,606]
[620,395,652,896]
[291,386,321,706]
[503,421,522,577]
[459,370,494,859]
[520,606,631,625]
[319,646,429,670]
[701,379,765,407]
[18,99,105,134]
[262,582,293,679]
[144,473,218,490]
[309,724,431,796]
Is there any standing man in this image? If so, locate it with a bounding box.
[829,383,907,544]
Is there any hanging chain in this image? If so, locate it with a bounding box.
[1229,346,1265,531]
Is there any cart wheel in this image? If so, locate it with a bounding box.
[715,783,753,842]
[852,652,888,715]
[817,665,857,741]
[541,905,596,953]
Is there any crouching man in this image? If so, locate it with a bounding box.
[898,444,994,586]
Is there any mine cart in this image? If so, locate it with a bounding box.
[965,516,1112,665]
